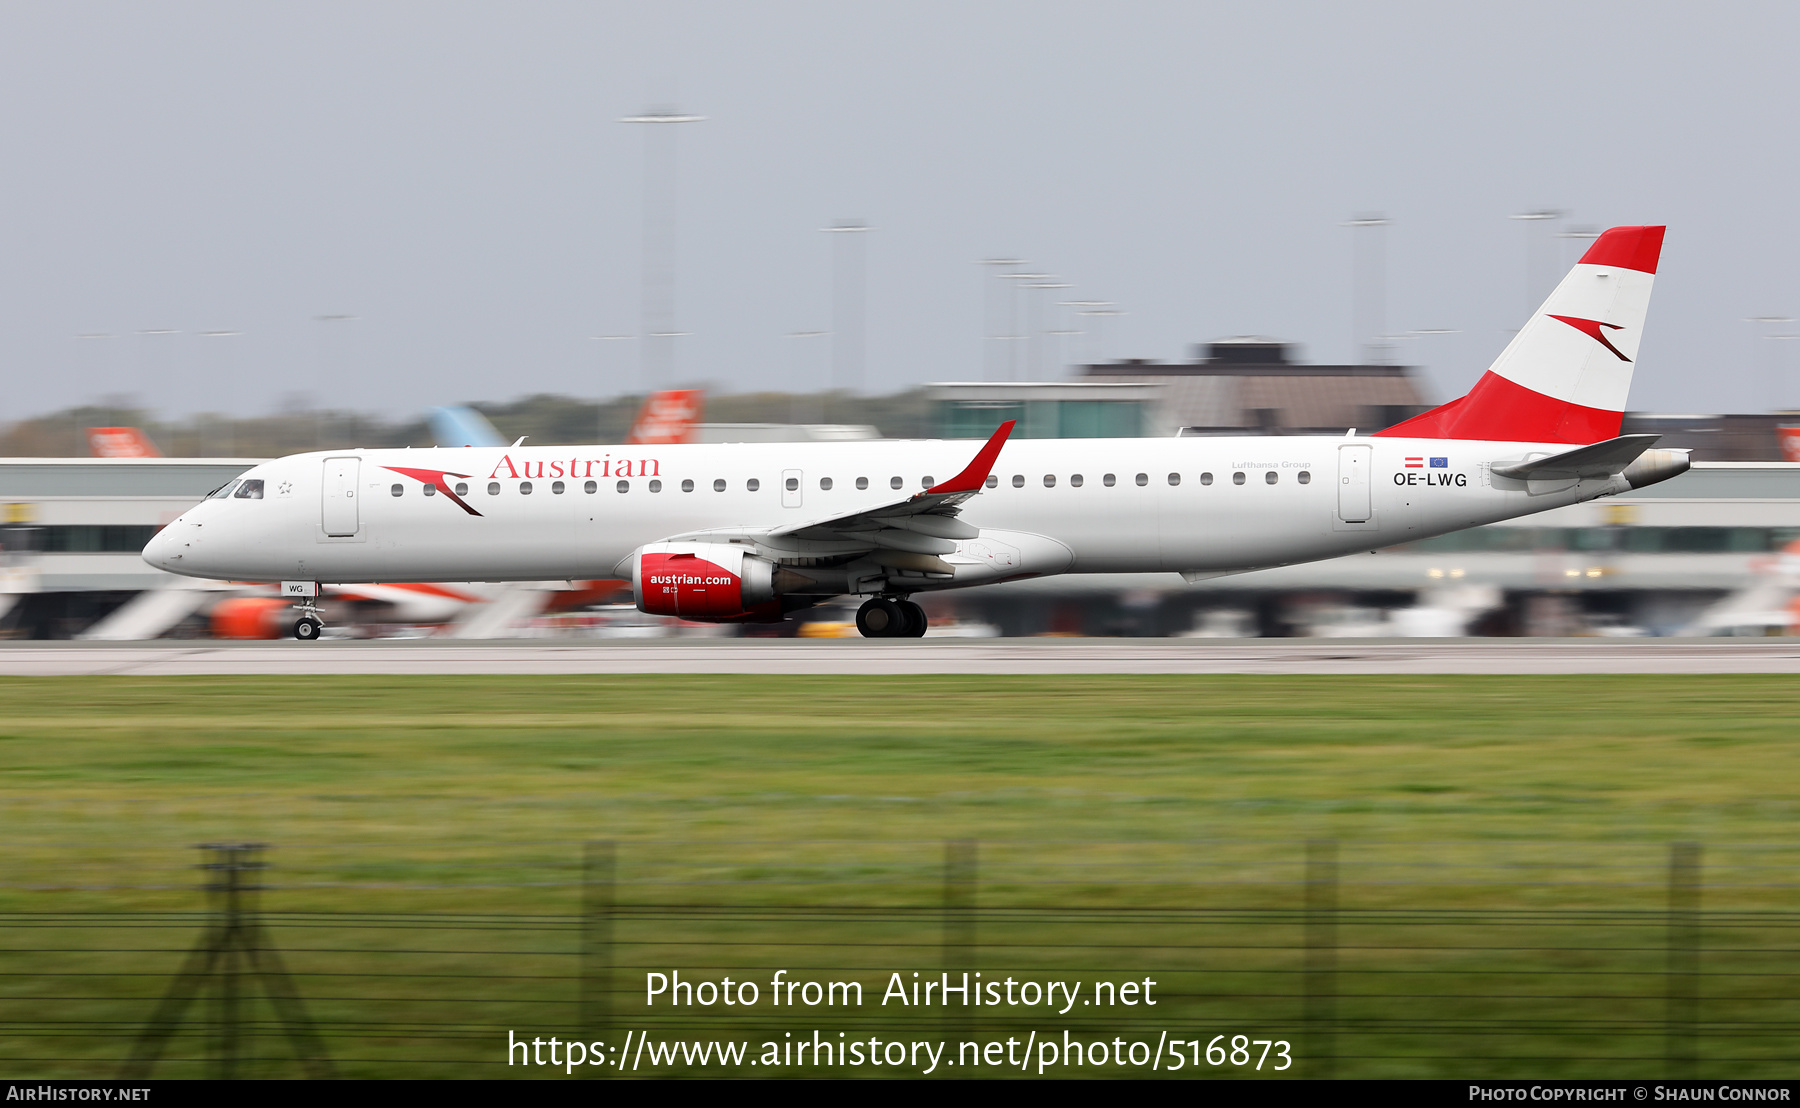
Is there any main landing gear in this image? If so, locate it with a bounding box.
[856,597,927,638]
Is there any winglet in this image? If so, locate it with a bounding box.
[927,421,1016,494]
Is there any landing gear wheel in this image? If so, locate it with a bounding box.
[899,600,928,638]
[293,617,323,641]
[856,598,906,638]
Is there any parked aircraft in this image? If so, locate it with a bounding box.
[144,226,1690,639]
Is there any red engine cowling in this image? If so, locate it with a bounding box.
[631,542,776,620]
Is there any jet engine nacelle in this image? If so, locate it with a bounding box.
[630,542,777,620]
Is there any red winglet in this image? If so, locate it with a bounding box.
[927,420,1016,494]
[1577,225,1664,275]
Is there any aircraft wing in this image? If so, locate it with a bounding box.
[658,421,1015,572]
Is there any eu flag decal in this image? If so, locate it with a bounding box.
[1429,457,1448,468]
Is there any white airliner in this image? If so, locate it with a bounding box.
[144,226,1690,639]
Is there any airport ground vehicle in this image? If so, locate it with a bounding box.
[144,227,1691,638]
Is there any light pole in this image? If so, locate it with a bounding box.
[591,335,634,440]
[1071,305,1120,366]
[1511,209,1563,314]
[134,329,179,440]
[1002,273,1051,381]
[1387,329,1462,404]
[1558,224,1600,269]
[1020,281,1069,378]
[1747,317,1797,412]
[1345,215,1390,364]
[785,330,829,423]
[823,222,871,395]
[621,107,705,391]
[978,258,1024,380]
[77,333,116,424]
[1060,302,1109,368]
[197,331,242,455]
[310,314,356,449]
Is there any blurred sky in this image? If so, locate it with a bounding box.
[2,0,1799,422]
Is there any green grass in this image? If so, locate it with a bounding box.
[1,674,1797,846]
[1,675,1797,1079]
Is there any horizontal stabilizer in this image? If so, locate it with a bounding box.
[1489,434,1660,480]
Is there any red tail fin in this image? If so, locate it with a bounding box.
[1375,225,1663,444]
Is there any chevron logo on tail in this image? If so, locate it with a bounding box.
[1547,315,1631,362]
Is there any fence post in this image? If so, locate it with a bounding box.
[1304,838,1338,1079]
[213,850,245,1079]
[1666,841,1701,1079]
[581,841,616,1041]
[943,839,977,1033]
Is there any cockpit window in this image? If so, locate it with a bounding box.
[208,480,242,499]
[233,479,265,499]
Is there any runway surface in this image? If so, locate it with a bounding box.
[4,638,1800,675]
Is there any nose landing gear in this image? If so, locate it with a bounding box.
[856,597,928,638]
[291,599,324,641]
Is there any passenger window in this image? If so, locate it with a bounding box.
[682,478,695,492]
[786,477,799,491]
[714,479,726,492]
[617,480,629,493]
[583,480,597,494]
[520,481,533,495]
[748,478,760,492]
[1200,472,1213,486]
[820,477,833,491]
[391,484,404,497]
[1103,473,1116,487]
[1298,470,1311,485]
[488,482,501,495]
[1265,470,1279,485]
[856,477,869,490]
[890,476,903,490]
[1135,473,1148,486]
[922,476,934,488]
[1012,474,1024,488]
[1043,474,1056,487]
[1167,473,1180,486]
[1070,474,1084,488]
[423,483,437,496]
[455,482,469,496]
[209,480,241,499]
[552,480,565,494]
[649,479,662,493]
[985,475,998,488]
[1233,472,1246,485]
[234,479,265,499]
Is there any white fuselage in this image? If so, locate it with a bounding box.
[143,434,1634,590]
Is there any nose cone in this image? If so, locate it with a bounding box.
[141,524,186,572]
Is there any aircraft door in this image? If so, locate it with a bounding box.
[781,468,803,509]
[1337,444,1372,523]
[322,457,361,536]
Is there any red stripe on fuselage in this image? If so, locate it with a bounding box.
[1371,371,1622,444]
